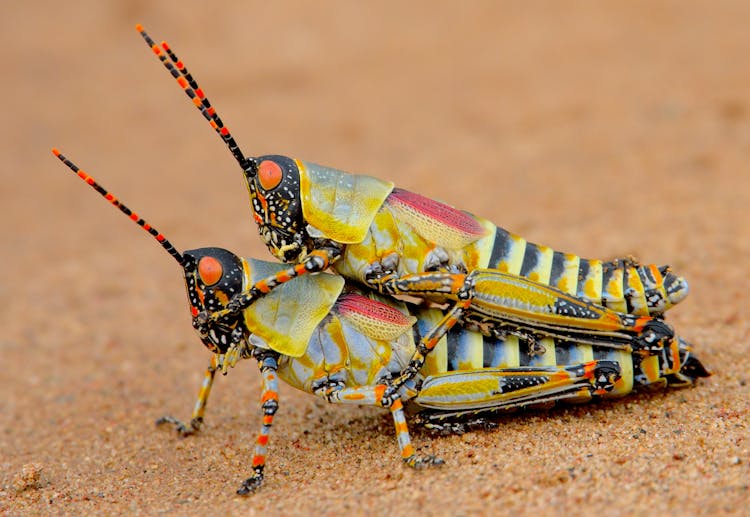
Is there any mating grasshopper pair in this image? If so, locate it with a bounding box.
[53,25,709,495]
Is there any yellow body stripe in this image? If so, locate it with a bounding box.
[474,219,501,269]
[455,332,484,370]
[498,234,527,274]
[639,355,661,384]
[421,310,448,375]
[555,253,580,296]
[500,336,521,368]
[536,338,557,366]
[527,245,554,284]
[626,268,649,315]
[607,349,634,396]
[566,344,595,364]
[581,259,603,302]
[603,267,627,313]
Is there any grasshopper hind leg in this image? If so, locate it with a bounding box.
[414,360,622,422]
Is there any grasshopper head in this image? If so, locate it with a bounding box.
[182,247,247,354]
[244,155,310,263]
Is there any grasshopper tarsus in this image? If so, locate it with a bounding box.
[156,415,201,437]
[237,472,264,496]
[422,418,499,436]
[405,454,445,469]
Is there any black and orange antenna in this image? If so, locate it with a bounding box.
[52,148,185,266]
[135,24,257,176]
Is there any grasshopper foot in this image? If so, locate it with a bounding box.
[156,416,202,437]
[422,418,498,436]
[237,471,264,495]
[404,454,445,469]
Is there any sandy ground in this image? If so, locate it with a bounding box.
[2,1,749,515]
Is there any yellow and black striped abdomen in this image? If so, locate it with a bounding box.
[417,323,634,401]
[486,227,688,316]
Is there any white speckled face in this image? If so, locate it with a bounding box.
[183,247,247,354]
[245,155,310,263]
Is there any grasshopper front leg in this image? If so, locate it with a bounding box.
[157,354,219,436]
[237,351,281,496]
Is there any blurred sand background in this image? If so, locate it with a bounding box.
[2,1,749,514]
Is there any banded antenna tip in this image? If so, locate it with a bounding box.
[51,147,185,266]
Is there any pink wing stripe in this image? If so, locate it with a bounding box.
[388,188,485,236]
[337,293,414,326]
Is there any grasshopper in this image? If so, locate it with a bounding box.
[134,26,693,396]
[134,24,689,318]
[53,149,708,495]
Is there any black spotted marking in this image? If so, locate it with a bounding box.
[497,374,550,393]
[183,254,200,309]
[551,297,601,320]
[644,288,666,309]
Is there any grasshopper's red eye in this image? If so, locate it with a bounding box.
[258,160,283,190]
[198,256,223,286]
